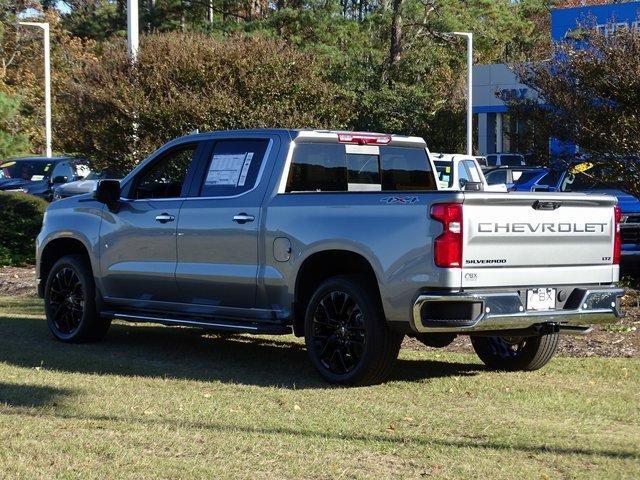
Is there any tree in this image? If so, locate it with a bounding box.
[0,91,30,158]
[55,32,354,172]
[508,27,640,195]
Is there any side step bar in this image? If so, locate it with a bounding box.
[102,311,292,335]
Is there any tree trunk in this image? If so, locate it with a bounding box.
[147,0,156,32]
[386,0,403,85]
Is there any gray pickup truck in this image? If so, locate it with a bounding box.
[36,129,624,385]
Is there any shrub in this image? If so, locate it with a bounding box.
[0,192,47,266]
[56,32,355,173]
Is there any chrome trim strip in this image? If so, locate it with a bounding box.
[411,287,625,333]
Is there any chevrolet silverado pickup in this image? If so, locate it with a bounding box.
[36,129,624,385]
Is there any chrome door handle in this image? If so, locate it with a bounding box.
[155,213,175,223]
[233,213,255,224]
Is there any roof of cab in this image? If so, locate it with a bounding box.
[175,128,426,147]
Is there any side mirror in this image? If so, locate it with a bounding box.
[52,175,68,184]
[94,179,121,211]
[463,181,484,192]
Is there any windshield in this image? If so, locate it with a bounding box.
[434,160,453,188]
[500,155,526,166]
[513,170,544,185]
[561,162,626,192]
[0,160,53,181]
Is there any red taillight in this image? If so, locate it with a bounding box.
[430,203,463,268]
[613,205,622,265]
[337,133,392,145]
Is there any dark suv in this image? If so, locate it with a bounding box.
[0,156,90,201]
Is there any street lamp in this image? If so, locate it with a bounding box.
[18,21,52,158]
[448,32,473,156]
[127,0,139,61]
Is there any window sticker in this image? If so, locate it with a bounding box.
[205,153,251,186]
[31,175,45,181]
[237,152,254,187]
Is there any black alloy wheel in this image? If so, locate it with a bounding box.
[44,254,111,343]
[310,290,366,375]
[304,275,403,386]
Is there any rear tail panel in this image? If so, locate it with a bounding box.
[461,193,618,288]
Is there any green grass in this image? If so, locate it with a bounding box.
[0,296,639,479]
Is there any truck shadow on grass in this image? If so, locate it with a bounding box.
[0,315,482,389]
[0,382,75,409]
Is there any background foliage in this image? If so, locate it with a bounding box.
[1,0,552,168]
[0,191,47,265]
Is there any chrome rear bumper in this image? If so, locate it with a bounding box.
[412,287,624,334]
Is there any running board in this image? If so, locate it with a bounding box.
[102,311,292,335]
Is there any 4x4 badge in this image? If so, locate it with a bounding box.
[380,196,419,205]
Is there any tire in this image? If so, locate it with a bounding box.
[44,254,111,343]
[304,275,403,386]
[470,333,559,371]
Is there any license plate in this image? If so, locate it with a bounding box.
[526,288,556,311]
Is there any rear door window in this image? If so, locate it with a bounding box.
[200,139,269,197]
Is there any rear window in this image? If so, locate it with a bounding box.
[500,155,526,166]
[485,170,507,185]
[286,143,436,192]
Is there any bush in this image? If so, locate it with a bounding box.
[56,33,355,173]
[0,192,47,266]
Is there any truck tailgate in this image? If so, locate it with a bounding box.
[461,192,618,287]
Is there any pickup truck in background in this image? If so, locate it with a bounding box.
[36,130,624,385]
[432,153,507,192]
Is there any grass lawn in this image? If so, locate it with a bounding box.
[0,295,638,479]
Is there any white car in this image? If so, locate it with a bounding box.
[432,153,507,192]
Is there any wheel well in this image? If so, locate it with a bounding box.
[293,250,380,336]
[39,238,91,296]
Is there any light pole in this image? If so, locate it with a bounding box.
[127,0,139,61]
[18,22,52,158]
[449,32,473,156]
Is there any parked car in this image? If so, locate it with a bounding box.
[484,166,546,190]
[53,169,122,201]
[549,162,640,266]
[485,153,526,167]
[36,129,623,385]
[0,156,90,201]
[432,153,507,192]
